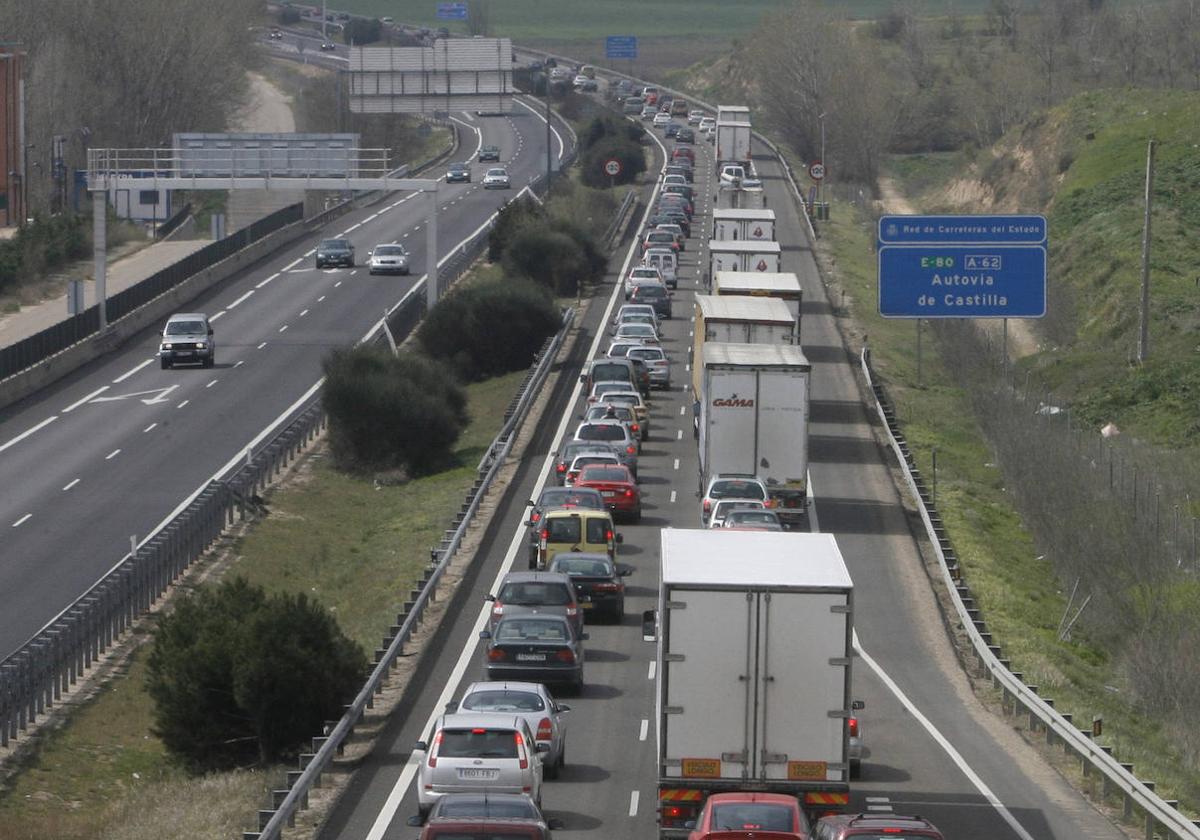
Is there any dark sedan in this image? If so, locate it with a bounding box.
[480,615,586,693]
[315,237,354,268]
[549,552,631,622]
[478,144,501,162]
[445,162,471,183]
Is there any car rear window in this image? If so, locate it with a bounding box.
[552,556,613,576]
[498,581,572,606]
[710,803,794,831]
[424,830,540,840]
[544,517,581,543]
[580,467,628,483]
[585,518,611,543]
[496,618,569,642]
[578,424,624,442]
[711,480,767,500]
[572,455,617,471]
[591,362,632,382]
[539,488,602,509]
[438,729,519,758]
[727,511,780,525]
[460,690,546,714]
[633,287,666,301]
[627,348,664,362]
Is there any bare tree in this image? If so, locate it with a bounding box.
[1109,6,1149,86]
[467,0,491,37]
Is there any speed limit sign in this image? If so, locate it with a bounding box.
[604,158,622,177]
[808,161,826,181]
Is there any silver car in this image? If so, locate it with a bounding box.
[367,243,410,275]
[450,682,571,779]
[414,713,547,817]
[159,312,215,369]
[483,167,511,189]
[626,344,671,390]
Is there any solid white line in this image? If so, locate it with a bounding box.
[62,478,80,491]
[62,386,109,413]
[143,423,157,433]
[300,309,309,317]
[628,790,640,817]
[257,342,268,350]
[112,358,153,384]
[363,120,668,840]
[0,416,58,454]
[228,289,255,308]
[206,380,218,388]
[105,449,120,460]
[854,638,1038,840]
[256,272,281,289]
[12,513,31,527]
[648,660,657,680]
[177,400,189,409]
[639,719,649,741]
[209,310,226,322]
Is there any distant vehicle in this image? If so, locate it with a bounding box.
[665,122,683,138]
[640,104,658,120]
[268,27,283,39]
[159,313,215,370]
[653,223,686,250]
[642,230,680,254]
[664,163,693,183]
[626,344,671,390]
[699,116,716,133]
[614,322,660,345]
[583,403,643,441]
[676,127,696,144]
[367,243,410,275]
[483,167,511,189]
[445,161,471,183]
[526,484,606,561]
[315,237,354,268]
[548,552,630,623]
[670,99,689,117]
[814,813,944,840]
[687,109,705,125]
[564,451,624,487]
[653,112,671,129]
[552,440,637,483]
[478,144,501,162]
[625,265,665,299]
[624,97,645,114]
[708,498,767,528]
[629,283,672,319]
[319,40,337,51]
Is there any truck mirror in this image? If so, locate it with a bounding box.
[641,609,657,642]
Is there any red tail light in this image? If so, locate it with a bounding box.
[488,648,509,661]
[540,527,549,541]
[531,510,542,522]
[536,718,554,741]
[555,464,565,474]
[515,731,528,769]
[555,649,576,664]
[626,445,636,454]
[428,730,443,767]
[606,530,614,541]
[702,499,712,511]
[624,489,634,497]
[848,717,859,737]
[594,582,621,592]
[764,498,777,508]
[631,423,639,433]
[492,602,504,618]
[662,805,686,820]
[566,603,578,617]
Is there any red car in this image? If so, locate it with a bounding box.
[672,146,696,165]
[574,464,641,523]
[686,792,809,840]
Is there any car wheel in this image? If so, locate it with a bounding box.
[612,599,625,624]
[572,677,584,696]
[558,740,566,770]
[203,355,214,369]
[631,507,641,524]
[545,754,559,780]
[160,358,170,370]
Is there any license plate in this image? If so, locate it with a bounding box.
[516,653,546,662]
[580,602,595,609]
[602,490,617,497]
[457,767,499,780]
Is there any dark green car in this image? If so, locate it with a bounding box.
[478,144,501,162]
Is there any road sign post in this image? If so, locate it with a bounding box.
[877,215,1047,319]
[604,157,621,189]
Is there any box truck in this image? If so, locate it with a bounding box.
[712,271,803,318]
[651,529,858,836]
[715,121,752,172]
[691,295,798,401]
[698,342,810,518]
[716,105,751,125]
[712,207,776,242]
[715,179,766,211]
[708,241,782,286]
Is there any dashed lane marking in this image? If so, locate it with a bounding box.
[105,449,121,460]
[12,513,31,527]
[62,478,80,491]
[143,423,156,433]
[112,358,153,384]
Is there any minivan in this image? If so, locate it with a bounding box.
[533,508,620,570]
[580,358,638,394]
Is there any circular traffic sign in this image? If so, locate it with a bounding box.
[808,161,826,181]
[604,158,622,177]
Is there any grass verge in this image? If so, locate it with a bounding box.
[0,370,530,838]
[820,199,1200,814]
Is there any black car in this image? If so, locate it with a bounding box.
[478,144,501,162]
[664,122,682,138]
[315,237,354,268]
[480,615,586,692]
[676,127,695,144]
[548,552,631,622]
[630,283,671,319]
[445,162,471,183]
[664,164,693,183]
[647,212,690,238]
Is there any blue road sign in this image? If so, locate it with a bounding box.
[606,35,638,60]
[437,2,468,20]
[878,214,1046,245]
[878,245,1047,318]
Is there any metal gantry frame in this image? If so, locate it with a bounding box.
[85,147,441,326]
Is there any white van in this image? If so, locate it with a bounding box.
[643,248,678,289]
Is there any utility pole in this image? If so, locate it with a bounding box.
[1137,138,1155,363]
[545,81,552,184]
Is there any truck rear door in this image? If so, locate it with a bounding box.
[662,588,753,782]
[705,367,760,476]
[754,589,851,783]
[756,368,808,488]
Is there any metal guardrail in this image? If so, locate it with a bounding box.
[245,306,574,840]
[861,349,1200,840]
[603,188,638,250]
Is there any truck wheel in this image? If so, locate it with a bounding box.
[850,759,861,779]
[160,358,170,370]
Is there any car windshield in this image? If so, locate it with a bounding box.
[497,581,572,606]
[460,690,545,713]
[710,803,794,831]
[711,480,767,500]
[165,320,205,335]
[578,424,624,441]
[487,168,506,177]
[496,618,569,642]
[571,455,617,471]
[374,245,405,256]
[449,164,467,171]
[552,556,613,577]
[319,239,349,250]
[438,729,519,758]
[580,467,628,483]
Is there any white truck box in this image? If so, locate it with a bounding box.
[711,207,776,242]
[716,105,751,125]
[708,240,782,284]
[698,342,810,517]
[712,271,803,318]
[655,529,854,835]
[715,180,766,210]
[691,295,798,400]
[714,121,752,170]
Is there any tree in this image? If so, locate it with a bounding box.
[146,578,367,770]
[322,347,468,474]
[488,196,545,262]
[501,228,591,296]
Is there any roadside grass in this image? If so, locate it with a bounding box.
[0,371,529,837]
[822,200,1200,813]
[884,151,971,206]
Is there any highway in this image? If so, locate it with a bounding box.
[313,90,1128,840]
[0,101,565,660]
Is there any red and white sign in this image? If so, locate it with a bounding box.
[604,158,622,177]
[808,161,826,181]
[755,259,768,272]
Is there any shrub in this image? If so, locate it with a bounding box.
[488,195,545,262]
[146,578,366,770]
[0,213,90,294]
[501,227,590,296]
[579,134,646,188]
[419,280,561,380]
[344,18,382,45]
[322,347,467,474]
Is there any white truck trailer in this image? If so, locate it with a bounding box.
[712,271,803,318]
[714,120,752,172]
[653,529,858,836]
[691,294,799,401]
[712,207,776,242]
[698,342,810,519]
[708,241,782,285]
